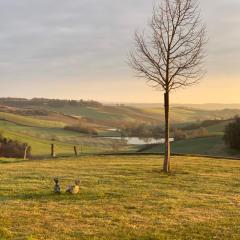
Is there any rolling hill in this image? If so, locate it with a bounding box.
[0,98,239,158]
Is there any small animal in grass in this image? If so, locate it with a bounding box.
[66,179,81,194]
[53,177,61,194]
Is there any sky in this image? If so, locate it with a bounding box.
[0,0,239,103]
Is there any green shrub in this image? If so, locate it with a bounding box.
[173,129,187,141]
[0,135,31,158]
[224,116,240,149]
[64,124,98,136]
[120,123,164,139]
[188,127,209,139]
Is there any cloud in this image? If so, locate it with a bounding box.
[0,0,239,101]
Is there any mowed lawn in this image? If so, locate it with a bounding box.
[0,156,240,240]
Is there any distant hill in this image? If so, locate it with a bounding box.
[174,103,240,110]
[109,102,240,110]
[0,97,102,108]
[1,98,240,127]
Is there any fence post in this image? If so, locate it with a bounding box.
[24,146,28,160]
[51,144,56,158]
[74,146,78,156]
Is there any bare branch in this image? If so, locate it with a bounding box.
[129,0,206,93]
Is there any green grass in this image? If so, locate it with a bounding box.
[206,120,232,135]
[0,112,64,128]
[0,118,128,156]
[2,129,118,156]
[0,107,236,158]
[0,155,240,239]
[0,120,93,156]
[141,136,240,157]
[38,105,223,124]
[43,106,123,121]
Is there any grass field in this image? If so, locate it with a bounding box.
[0,112,65,128]
[35,104,240,125]
[0,116,127,157]
[0,103,238,158]
[0,155,240,240]
[140,136,240,157]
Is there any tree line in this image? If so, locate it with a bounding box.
[0,98,102,108]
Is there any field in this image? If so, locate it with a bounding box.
[36,104,240,125]
[140,136,229,156]
[0,99,239,158]
[0,155,240,240]
[0,112,129,157]
[140,136,240,157]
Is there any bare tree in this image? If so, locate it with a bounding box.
[129,0,206,173]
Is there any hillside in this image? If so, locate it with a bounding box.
[0,155,239,239]
[0,98,239,158]
[138,119,240,156]
[0,111,129,157]
[1,98,240,127]
[127,103,240,110]
[138,136,233,156]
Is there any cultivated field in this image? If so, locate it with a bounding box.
[0,155,239,240]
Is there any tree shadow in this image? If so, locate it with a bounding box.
[0,190,108,202]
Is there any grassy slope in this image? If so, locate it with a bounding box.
[141,136,240,157]
[0,116,121,156]
[0,106,237,157]
[0,119,89,156]
[139,119,234,157]
[0,111,234,157]
[206,120,232,135]
[0,112,64,128]
[38,105,237,125]
[43,106,127,121]
[0,155,240,240]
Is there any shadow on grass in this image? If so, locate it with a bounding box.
[0,190,123,202]
[150,168,191,176]
[0,159,26,164]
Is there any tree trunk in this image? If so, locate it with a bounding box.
[163,91,170,173]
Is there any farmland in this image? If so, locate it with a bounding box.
[0,98,239,158]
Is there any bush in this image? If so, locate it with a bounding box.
[224,116,240,149]
[120,123,164,139]
[173,129,187,141]
[188,127,209,139]
[64,124,98,136]
[172,127,209,141]
[0,135,31,158]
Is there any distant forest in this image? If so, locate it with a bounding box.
[0,98,102,108]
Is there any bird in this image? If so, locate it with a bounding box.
[53,177,61,194]
[66,179,81,194]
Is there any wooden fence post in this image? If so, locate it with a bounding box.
[74,146,78,156]
[51,144,56,158]
[24,146,28,160]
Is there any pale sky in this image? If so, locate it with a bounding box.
[0,0,239,103]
